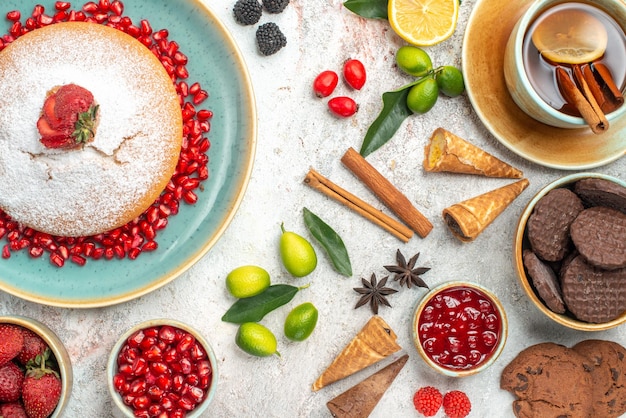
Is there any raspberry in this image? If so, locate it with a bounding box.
[443,390,472,418]
[413,386,443,417]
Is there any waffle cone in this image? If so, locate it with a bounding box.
[326,354,408,418]
[443,178,530,242]
[423,128,523,178]
[312,316,401,391]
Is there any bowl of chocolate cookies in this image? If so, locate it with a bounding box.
[514,173,626,331]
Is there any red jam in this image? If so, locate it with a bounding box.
[417,285,502,371]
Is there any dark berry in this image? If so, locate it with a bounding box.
[233,0,262,26]
[255,22,287,56]
[262,0,289,13]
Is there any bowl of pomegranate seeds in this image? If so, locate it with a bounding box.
[107,319,218,417]
[0,315,72,418]
[411,281,508,377]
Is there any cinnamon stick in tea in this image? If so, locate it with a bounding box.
[593,62,624,111]
[341,147,433,238]
[556,66,608,134]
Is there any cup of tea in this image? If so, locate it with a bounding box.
[503,0,626,130]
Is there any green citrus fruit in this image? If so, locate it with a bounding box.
[279,223,317,277]
[284,302,318,341]
[395,46,433,77]
[225,265,271,298]
[406,76,439,114]
[235,322,279,357]
[435,65,465,97]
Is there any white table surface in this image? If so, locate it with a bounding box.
[1,0,625,417]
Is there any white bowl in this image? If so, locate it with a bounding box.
[107,319,218,417]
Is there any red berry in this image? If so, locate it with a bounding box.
[328,96,358,118]
[343,58,366,90]
[0,362,24,402]
[0,402,28,418]
[16,328,48,366]
[413,386,443,417]
[0,324,24,367]
[313,70,338,98]
[443,390,471,418]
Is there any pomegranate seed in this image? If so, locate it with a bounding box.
[177,396,195,411]
[6,10,21,21]
[98,0,111,12]
[71,255,87,266]
[83,2,98,13]
[29,246,44,258]
[196,109,212,120]
[110,0,124,15]
[55,2,71,11]
[37,14,54,26]
[2,245,10,259]
[32,4,44,18]
[175,65,189,79]
[130,379,147,395]
[183,190,198,205]
[192,90,208,105]
[140,19,152,35]
[50,252,64,267]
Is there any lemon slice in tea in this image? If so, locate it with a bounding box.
[531,8,608,64]
[388,0,458,47]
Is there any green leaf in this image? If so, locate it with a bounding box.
[359,84,414,157]
[303,207,352,277]
[343,0,388,19]
[221,284,306,324]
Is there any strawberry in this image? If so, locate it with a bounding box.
[16,328,47,366]
[442,390,472,418]
[0,361,24,402]
[21,359,61,418]
[0,324,24,367]
[0,401,28,418]
[413,386,443,417]
[37,84,98,149]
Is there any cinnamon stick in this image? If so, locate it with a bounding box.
[556,66,608,134]
[581,64,609,113]
[572,64,609,132]
[592,62,624,111]
[341,147,433,238]
[304,168,413,242]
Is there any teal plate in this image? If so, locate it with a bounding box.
[0,1,256,307]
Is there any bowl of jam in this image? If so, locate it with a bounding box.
[412,281,508,377]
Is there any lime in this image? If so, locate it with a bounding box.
[406,77,439,114]
[225,265,271,298]
[395,46,433,77]
[235,322,279,357]
[435,65,465,97]
[279,223,317,278]
[284,302,318,341]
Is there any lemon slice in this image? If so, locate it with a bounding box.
[388,0,459,47]
[531,9,607,64]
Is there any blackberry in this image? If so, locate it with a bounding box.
[233,0,262,26]
[262,0,289,14]
[256,22,287,56]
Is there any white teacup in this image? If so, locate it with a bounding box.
[503,0,626,129]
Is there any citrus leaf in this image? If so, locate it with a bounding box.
[221,284,307,324]
[303,207,352,277]
[359,84,413,157]
[343,0,388,19]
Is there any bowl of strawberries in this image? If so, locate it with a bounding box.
[0,315,72,418]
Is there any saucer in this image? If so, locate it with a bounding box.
[462,0,626,170]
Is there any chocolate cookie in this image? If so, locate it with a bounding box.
[522,250,565,314]
[572,339,626,417]
[527,188,584,262]
[500,342,594,418]
[570,206,626,270]
[574,178,626,214]
[561,255,626,323]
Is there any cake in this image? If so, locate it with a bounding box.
[0,21,182,237]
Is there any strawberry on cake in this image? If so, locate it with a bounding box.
[0,21,182,237]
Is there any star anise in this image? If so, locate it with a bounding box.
[384,249,430,289]
[353,273,398,315]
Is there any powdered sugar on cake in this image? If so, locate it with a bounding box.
[0,22,182,236]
